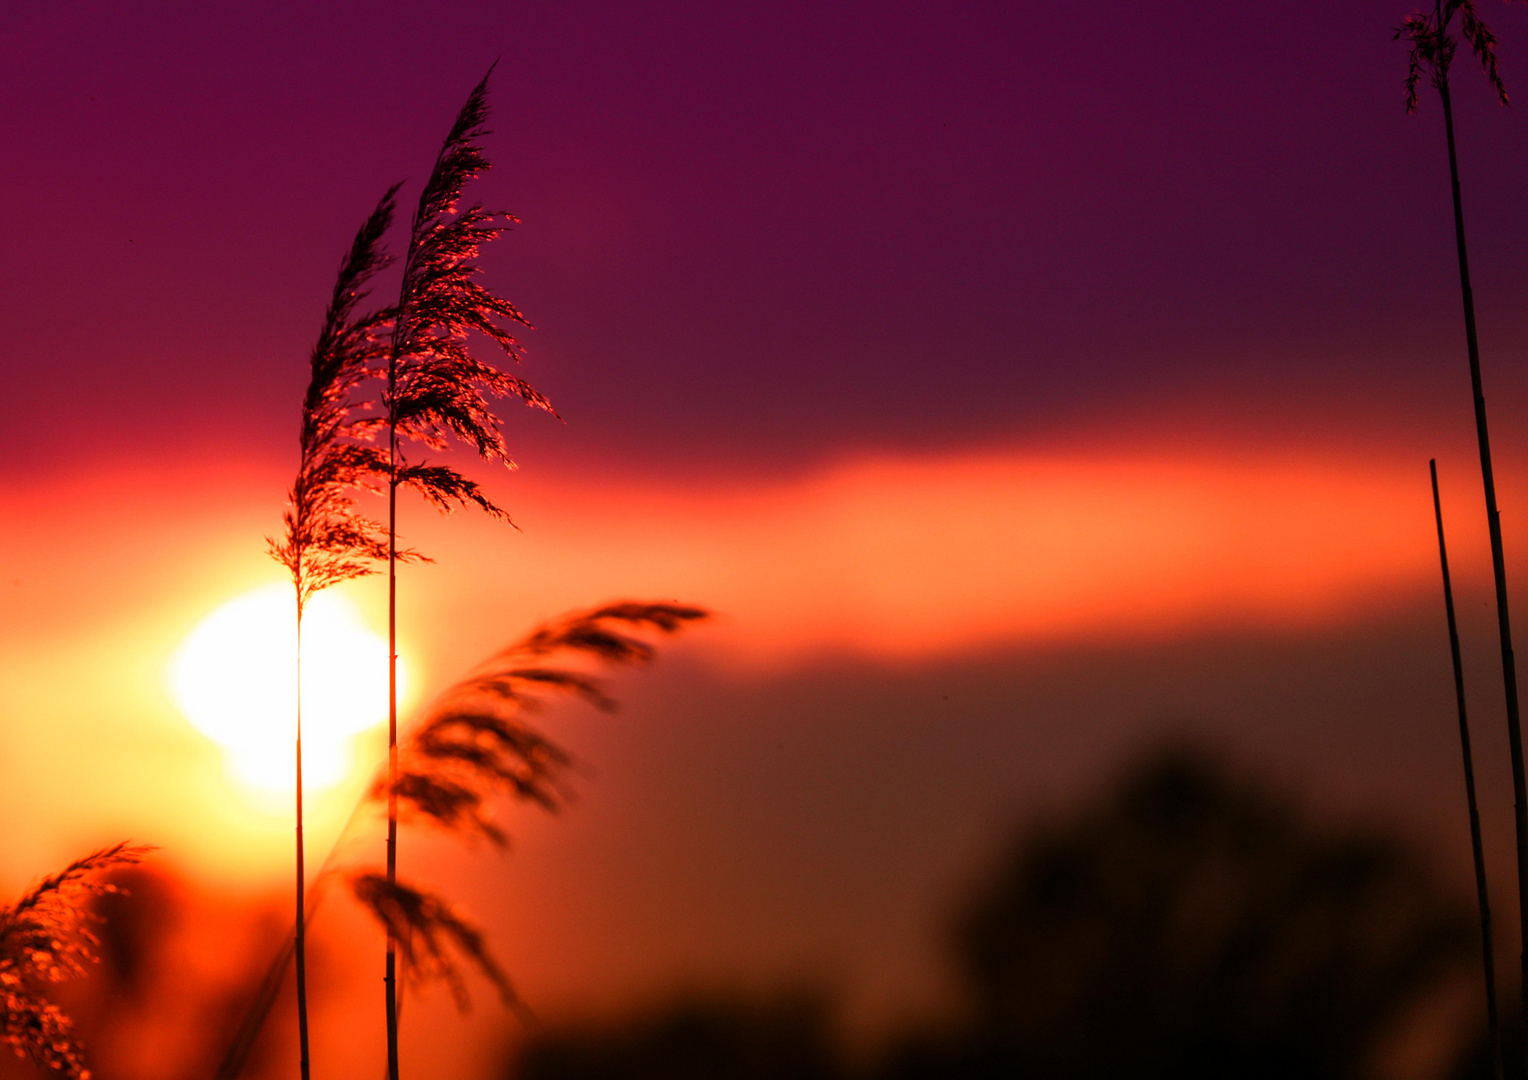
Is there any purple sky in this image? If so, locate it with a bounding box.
[6,0,1528,478]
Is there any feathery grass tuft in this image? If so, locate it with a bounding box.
[269,185,403,608]
[267,185,404,1080]
[385,66,558,525]
[374,602,709,847]
[380,69,557,1080]
[213,599,707,1078]
[354,604,707,1022]
[1397,0,1514,113]
[0,843,153,1080]
[350,873,531,1021]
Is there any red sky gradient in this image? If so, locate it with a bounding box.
[8,0,1528,1076]
[2,438,1525,1076]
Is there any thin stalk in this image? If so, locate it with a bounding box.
[215,819,358,1080]
[382,130,428,1080]
[1437,66,1528,1043]
[386,384,400,1080]
[267,183,396,1080]
[294,601,310,1080]
[371,74,550,1076]
[1432,458,1502,1078]
[215,599,703,1078]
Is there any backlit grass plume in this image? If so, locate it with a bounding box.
[214,600,708,1080]
[376,602,709,848]
[1,842,152,1080]
[267,186,399,1080]
[269,186,399,609]
[350,874,531,1022]
[344,602,706,1047]
[384,67,555,524]
[1397,5,1526,1067]
[379,68,556,1080]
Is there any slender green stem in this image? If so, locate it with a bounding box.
[1432,459,1502,1078]
[1437,67,1528,1062]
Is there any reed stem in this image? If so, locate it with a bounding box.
[1436,68,1528,1057]
[295,603,311,1080]
[1432,458,1502,1079]
[385,358,400,1080]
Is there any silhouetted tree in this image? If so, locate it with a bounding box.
[1397,5,1527,1054]
[502,748,1474,1080]
[882,749,1473,1079]
[511,992,842,1080]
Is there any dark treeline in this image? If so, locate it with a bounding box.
[504,747,1487,1080]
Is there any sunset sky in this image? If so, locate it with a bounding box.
[6,1,1528,1076]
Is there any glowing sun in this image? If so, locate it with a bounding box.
[167,584,407,791]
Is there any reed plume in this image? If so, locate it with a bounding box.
[1397,4,1527,1061]
[267,186,399,1080]
[341,603,706,1045]
[380,67,556,1080]
[376,601,708,846]
[1,842,152,1080]
[269,187,399,609]
[349,875,530,1021]
[213,602,706,1079]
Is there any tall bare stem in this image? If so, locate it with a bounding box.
[269,188,398,1080]
[1432,458,1502,1077]
[1398,5,1525,1059]
[379,68,555,1079]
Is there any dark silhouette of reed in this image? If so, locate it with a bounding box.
[1397,1,1528,1049]
[349,874,531,1023]
[0,842,151,1080]
[375,602,707,847]
[267,187,399,1080]
[212,600,706,1080]
[348,602,707,1021]
[1432,458,1502,1077]
[378,67,556,1080]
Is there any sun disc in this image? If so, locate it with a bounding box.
[167,583,406,792]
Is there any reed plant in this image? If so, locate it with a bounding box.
[377,67,556,1079]
[0,842,151,1080]
[213,600,707,1080]
[349,601,706,1024]
[1398,2,1527,1053]
[268,188,400,1080]
[1431,458,1501,1077]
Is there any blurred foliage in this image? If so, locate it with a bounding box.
[0,866,294,1080]
[890,746,1475,1079]
[505,746,1480,1080]
[512,992,840,1080]
[0,844,151,1080]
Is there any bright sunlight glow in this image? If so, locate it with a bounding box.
[167,584,406,791]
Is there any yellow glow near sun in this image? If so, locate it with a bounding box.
[167,584,406,792]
